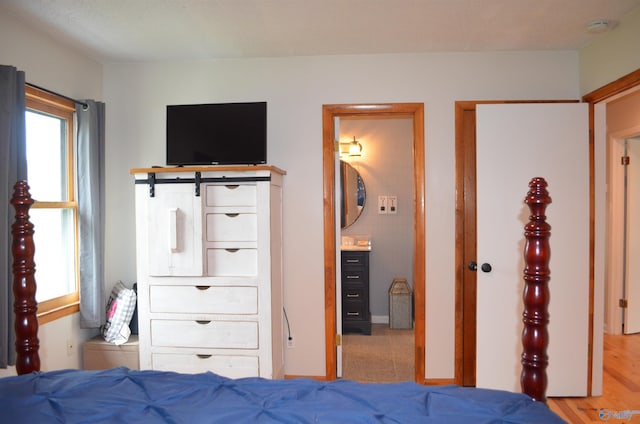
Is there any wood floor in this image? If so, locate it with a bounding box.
[343,326,639,423]
[548,333,640,423]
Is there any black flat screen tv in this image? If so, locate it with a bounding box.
[166,101,267,166]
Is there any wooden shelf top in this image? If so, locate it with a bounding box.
[130,165,286,176]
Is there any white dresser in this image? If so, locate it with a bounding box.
[131,166,285,379]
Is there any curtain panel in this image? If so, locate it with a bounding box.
[0,65,27,368]
[76,101,106,329]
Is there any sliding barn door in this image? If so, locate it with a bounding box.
[475,103,589,396]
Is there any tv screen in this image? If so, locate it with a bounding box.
[166,102,267,166]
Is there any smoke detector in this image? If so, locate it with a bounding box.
[586,19,613,34]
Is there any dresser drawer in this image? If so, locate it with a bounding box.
[150,285,258,314]
[151,320,258,349]
[205,184,256,207]
[205,213,257,242]
[152,353,259,378]
[206,248,257,276]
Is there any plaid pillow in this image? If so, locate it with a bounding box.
[102,281,137,345]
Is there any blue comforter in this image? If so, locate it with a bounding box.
[0,367,565,423]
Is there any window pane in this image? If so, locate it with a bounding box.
[25,110,68,201]
[30,208,76,302]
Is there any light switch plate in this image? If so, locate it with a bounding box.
[388,196,397,214]
[378,195,388,214]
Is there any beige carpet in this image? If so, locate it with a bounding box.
[342,323,414,383]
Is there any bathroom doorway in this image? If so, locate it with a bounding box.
[338,116,415,382]
[322,103,425,382]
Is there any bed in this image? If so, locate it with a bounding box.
[2,177,564,423]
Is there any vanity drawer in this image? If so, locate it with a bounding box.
[341,251,369,267]
[206,248,257,276]
[152,353,259,378]
[205,184,256,207]
[149,285,258,314]
[342,286,367,302]
[341,268,367,284]
[342,301,368,321]
[151,319,258,349]
[205,212,257,242]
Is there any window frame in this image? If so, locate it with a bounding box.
[25,85,80,324]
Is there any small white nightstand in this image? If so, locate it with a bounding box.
[83,335,139,370]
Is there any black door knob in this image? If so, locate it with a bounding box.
[481,263,492,273]
[468,261,477,271]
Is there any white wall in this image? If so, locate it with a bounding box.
[0,10,103,374]
[103,52,580,378]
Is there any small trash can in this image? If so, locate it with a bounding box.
[389,278,413,329]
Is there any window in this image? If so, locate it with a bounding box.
[25,85,79,323]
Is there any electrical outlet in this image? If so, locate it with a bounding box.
[66,339,74,356]
[287,337,295,348]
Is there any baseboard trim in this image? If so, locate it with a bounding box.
[423,378,456,386]
[371,315,390,324]
[284,374,329,381]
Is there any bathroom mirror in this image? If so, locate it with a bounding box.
[340,160,366,228]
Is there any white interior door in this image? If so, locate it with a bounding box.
[476,103,589,396]
[624,138,640,334]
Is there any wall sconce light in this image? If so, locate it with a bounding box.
[340,136,363,157]
[348,136,363,156]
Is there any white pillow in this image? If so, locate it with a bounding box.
[102,281,137,345]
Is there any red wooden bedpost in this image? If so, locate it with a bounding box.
[520,177,551,403]
[10,180,40,375]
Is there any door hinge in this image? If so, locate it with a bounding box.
[336,334,342,346]
[621,156,630,165]
[619,298,628,308]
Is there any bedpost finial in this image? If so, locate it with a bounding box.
[524,177,551,206]
[521,176,551,403]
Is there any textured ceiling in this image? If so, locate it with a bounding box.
[2,0,639,63]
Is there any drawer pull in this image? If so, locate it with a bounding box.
[225,185,240,190]
[346,275,359,279]
[225,248,239,253]
[195,285,210,291]
[197,354,213,359]
[225,213,239,218]
[346,312,360,316]
[196,320,211,325]
[346,293,360,298]
[346,259,359,263]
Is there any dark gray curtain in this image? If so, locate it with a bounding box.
[76,100,106,329]
[0,65,27,368]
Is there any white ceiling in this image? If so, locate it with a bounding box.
[2,0,639,63]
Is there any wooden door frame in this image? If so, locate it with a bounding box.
[582,68,640,395]
[322,103,425,382]
[454,67,640,392]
